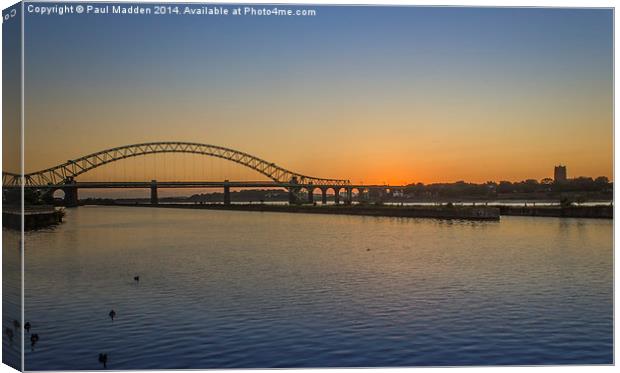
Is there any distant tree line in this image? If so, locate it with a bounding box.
[188,189,289,203]
[403,177,612,199]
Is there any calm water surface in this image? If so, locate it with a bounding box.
[5,206,613,369]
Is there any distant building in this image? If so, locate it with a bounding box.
[554,165,567,182]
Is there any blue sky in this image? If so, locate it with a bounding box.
[15,4,614,183]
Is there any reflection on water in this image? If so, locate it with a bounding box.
[16,206,613,369]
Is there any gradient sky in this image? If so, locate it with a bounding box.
[17,5,613,184]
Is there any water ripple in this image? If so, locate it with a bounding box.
[2,207,611,369]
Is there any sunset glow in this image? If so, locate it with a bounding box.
[10,6,612,185]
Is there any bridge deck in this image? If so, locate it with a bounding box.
[10,181,401,189]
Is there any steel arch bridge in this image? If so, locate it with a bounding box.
[2,142,350,188]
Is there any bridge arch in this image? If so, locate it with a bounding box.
[2,142,350,188]
[52,189,66,200]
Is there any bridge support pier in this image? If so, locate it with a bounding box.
[63,184,79,207]
[288,189,300,205]
[357,188,367,204]
[334,188,340,205]
[4,188,22,205]
[321,188,327,205]
[224,181,231,205]
[288,177,301,205]
[307,185,314,204]
[345,187,352,205]
[150,180,158,205]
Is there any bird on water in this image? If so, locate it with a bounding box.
[98,353,108,368]
[30,334,39,346]
[109,310,116,321]
[24,322,31,333]
[134,276,140,283]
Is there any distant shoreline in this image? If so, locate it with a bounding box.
[78,202,613,220]
[84,202,501,221]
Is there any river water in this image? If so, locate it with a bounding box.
[3,206,613,369]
